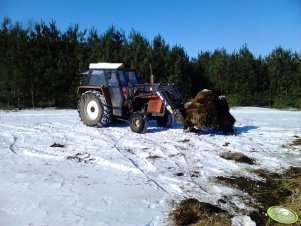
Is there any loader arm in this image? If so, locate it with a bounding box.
[151,84,186,124]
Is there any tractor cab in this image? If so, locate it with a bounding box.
[78,63,139,117]
[85,64,139,87]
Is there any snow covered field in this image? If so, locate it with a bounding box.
[0,107,300,226]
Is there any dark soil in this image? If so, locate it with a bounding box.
[216,167,301,225]
[220,152,256,165]
[217,174,290,208]
[176,172,184,176]
[170,198,231,226]
[292,138,301,145]
[146,155,162,160]
[223,142,230,147]
[127,148,135,154]
[50,143,65,148]
[66,153,93,163]
[191,171,200,178]
[178,139,190,143]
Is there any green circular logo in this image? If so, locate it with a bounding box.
[267,206,299,224]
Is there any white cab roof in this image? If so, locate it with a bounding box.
[89,62,124,69]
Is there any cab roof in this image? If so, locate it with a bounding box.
[89,62,124,69]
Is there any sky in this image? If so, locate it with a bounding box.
[0,0,300,58]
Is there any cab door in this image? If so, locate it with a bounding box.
[106,71,123,116]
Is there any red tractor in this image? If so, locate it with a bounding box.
[77,63,186,133]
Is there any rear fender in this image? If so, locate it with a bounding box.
[77,86,112,107]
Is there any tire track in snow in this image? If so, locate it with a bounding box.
[156,138,210,195]
[105,131,173,195]
[136,132,245,202]
[9,135,17,154]
[123,156,171,194]
[108,131,210,196]
[1,122,96,159]
[116,149,171,195]
[1,121,143,173]
[0,134,18,155]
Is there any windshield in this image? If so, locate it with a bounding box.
[118,70,138,86]
[128,71,138,85]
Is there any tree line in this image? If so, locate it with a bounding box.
[0,17,300,109]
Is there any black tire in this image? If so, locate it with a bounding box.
[130,112,148,133]
[77,90,111,127]
[156,112,172,128]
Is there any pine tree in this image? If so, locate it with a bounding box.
[151,35,169,83]
[167,45,192,99]
[266,47,300,107]
[128,30,151,82]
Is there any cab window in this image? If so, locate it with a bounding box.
[118,71,128,87]
[107,72,119,86]
[87,70,106,85]
[128,71,138,85]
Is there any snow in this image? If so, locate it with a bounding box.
[231,215,256,226]
[0,107,300,226]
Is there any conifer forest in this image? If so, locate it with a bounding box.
[1,18,300,109]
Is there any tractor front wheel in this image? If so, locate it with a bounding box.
[130,112,148,133]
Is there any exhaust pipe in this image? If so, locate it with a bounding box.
[149,62,154,85]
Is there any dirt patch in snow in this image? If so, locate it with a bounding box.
[169,198,231,226]
[220,152,256,165]
[178,139,190,143]
[216,167,301,225]
[127,148,135,154]
[191,171,200,178]
[223,142,230,147]
[66,153,94,163]
[291,138,301,146]
[50,143,65,148]
[175,172,184,177]
[146,155,162,160]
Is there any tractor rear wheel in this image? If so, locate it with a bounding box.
[130,112,148,133]
[78,90,111,127]
[156,112,172,128]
